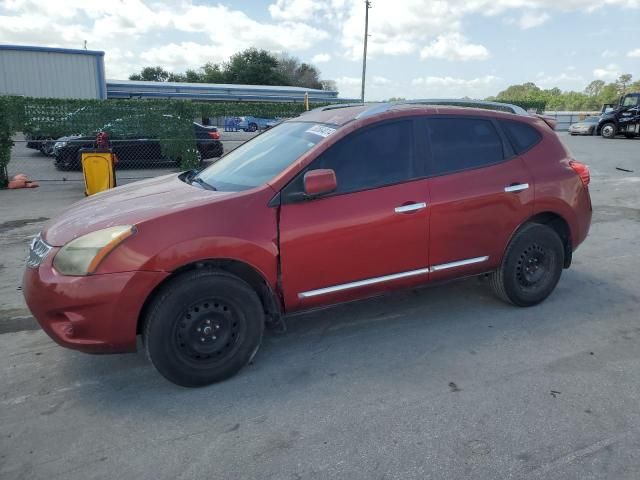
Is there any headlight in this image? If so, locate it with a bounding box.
[53,226,136,276]
[54,141,68,149]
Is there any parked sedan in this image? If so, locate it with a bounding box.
[236,116,277,132]
[568,116,600,136]
[53,121,223,170]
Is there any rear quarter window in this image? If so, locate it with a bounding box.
[500,120,542,155]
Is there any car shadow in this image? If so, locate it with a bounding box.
[59,265,638,416]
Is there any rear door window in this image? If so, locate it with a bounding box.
[499,120,542,154]
[426,117,505,176]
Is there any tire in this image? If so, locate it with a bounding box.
[144,269,265,387]
[42,141,55,156]
[249,123,258,132]
[489,223,564,307]
[601,122,616,139]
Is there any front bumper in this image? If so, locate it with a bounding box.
[22,251,169,353]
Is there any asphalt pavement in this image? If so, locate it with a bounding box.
[1,133,639,480]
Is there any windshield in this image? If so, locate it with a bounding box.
[195,121,337,191]
[621,95,639,107]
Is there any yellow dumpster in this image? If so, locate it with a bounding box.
[79,149,116,196]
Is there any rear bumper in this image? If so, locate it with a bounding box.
[22,254,169,353]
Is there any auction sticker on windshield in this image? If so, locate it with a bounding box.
[306,125,337,138]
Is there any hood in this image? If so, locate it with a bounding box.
[43,173,233,246]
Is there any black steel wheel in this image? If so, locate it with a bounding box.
[489,223,564,306]
[144,269,264,387]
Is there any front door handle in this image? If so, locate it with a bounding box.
[395,202,427,214]
[504,183,529,193]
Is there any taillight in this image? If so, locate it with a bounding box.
[570,160,590,187]
[208,131,220,140]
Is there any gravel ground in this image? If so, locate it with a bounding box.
[0,132,639,480]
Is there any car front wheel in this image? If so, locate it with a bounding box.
[489,223,564,307]
[601,122,616,139]
[144,269,265,387]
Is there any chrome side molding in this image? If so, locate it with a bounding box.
[429,256,489,272]
[298,268,430,299]
[504,183,529,193]
[298,256,489,299]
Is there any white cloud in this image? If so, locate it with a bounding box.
[311,53,331,63]
[1,0,639,92]
[593,64,621,81]
[602,49,619,58]
[372,76,391,85]
[269,0,325,21]
[0,2,329,79]
[410,75,501,98]
[535,72,585,88]
[335,76,361,99]
[420,33,489,61]
[140,43,226,73]
[517,11,550,29]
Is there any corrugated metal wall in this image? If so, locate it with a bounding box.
[0,48,103,99]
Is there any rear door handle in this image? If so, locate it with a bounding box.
[395,202,427,214]
[504,183,529,193]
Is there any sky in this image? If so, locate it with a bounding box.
[0,0,639,100]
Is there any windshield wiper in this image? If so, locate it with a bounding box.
[191,176,217,191]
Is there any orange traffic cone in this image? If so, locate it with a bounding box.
[8,173,39,189]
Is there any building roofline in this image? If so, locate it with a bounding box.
[0,44,105,56]
[107,79,336,95]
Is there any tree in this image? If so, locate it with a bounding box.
[126,48,338,91]
[616,74,633,94]
[184,69,204,83]
[201,63,225,83]
[276,53,323,89]
[600,83,621,105]
[129,66,170,82]
[584,80,605,97]
[320,80,337,91]
[224,48,287,86]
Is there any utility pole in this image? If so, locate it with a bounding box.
[361,0,371,103]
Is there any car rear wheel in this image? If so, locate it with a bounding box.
[601,122,616,139]
[248,123,258,132]
[489,223,564,307]
[144,269,265,387]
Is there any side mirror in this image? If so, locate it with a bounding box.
[304,169,337,197]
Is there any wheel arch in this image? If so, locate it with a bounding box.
[506,212,573,269]
[137,258,282,335]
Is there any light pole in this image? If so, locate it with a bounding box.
[361,0,371,103]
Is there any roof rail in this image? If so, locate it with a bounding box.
[305,103,366,114]
[355,99,529,120]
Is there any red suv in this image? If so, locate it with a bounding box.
[23,103,592,387]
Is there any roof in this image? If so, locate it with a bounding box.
[108,79,335,95]
[298,100,531,126]
[0,44,104,57]
[105,79,349,103]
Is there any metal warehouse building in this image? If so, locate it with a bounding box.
[106,79,340,103]
[0,45,106,99]
[0,44,344,103]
